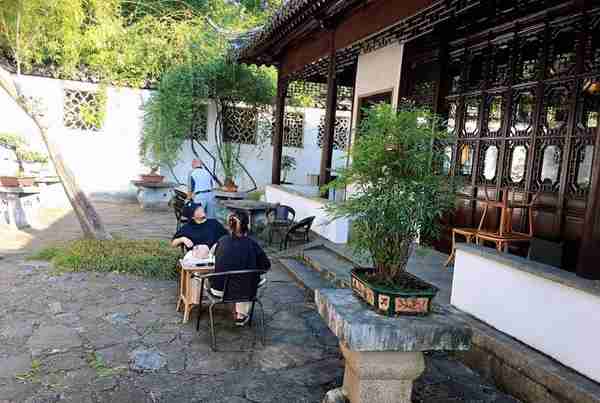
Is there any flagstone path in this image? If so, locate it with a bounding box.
[0,202,520,402]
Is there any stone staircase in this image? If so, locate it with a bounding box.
[277,242,357,299]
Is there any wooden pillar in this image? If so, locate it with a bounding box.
[319,31,338,192]
[577,125,600,279]
[272,71,287,185]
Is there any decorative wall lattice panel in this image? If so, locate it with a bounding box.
[288,81,354,111]
[318,116,350,150]
[63,89,103,131]
[223,107,257,144]
[271,112,304,148]
[191,104,208,141]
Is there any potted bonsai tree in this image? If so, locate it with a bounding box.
[281,155,297,184]
[0,133,41,187]
[325,104,455,316]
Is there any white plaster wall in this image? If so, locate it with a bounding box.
[452,248,600,383]
[0,74,150,201]
[165,105,350,192]
[1,74,349,202]
[265,184,349,243]
[352,42,403,131]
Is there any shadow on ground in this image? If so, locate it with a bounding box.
[0,202,519,402]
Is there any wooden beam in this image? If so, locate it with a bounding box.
[271,71,287,185]
[319,31,338,194]
[280,0,434,78]
[577,125,600,279]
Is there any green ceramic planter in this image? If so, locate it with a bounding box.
[350,267,438,316]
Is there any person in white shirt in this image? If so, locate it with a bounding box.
[188,159,216,219]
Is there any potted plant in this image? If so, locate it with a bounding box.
[140,166,164,183]
[281,155,297,184]
[0,133,40,187]
[325,104,455,316]
[220,142,239,192]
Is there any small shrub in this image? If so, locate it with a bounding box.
[30,239,181,280]
[247,190,264,201]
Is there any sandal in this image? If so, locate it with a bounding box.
[235,313,250,327]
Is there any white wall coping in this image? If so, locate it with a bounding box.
[455,244,600,298]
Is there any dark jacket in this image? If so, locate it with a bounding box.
[212,235,271,292]
[172,219,228,249]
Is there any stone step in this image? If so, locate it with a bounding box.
[278,257,337,299]
[302,247,354,288]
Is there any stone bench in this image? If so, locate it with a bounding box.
[315,288,472,403]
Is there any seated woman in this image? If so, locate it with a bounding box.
[211,211,271,326]
[171,204,228,251]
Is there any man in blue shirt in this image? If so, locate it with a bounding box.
[188,159,216,219]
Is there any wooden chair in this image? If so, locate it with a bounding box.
[445,185,507,266]
[194,269,267,351]
[475,190,541,252]
[281,216,315,250]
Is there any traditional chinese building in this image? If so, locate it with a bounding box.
[236,0,600,280]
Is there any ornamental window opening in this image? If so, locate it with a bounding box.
[63,89,105,131]
[223,107,258,145]
[190,103,208,141]
[271,112,305,148]
[318,116,351,150]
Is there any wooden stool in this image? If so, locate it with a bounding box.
[176,261,214,323]
[445,227,478,267]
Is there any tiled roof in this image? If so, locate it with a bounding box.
[233,0,347,63]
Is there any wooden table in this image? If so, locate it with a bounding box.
[176,259,214,323]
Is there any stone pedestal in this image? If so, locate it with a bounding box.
[315,289,472,403]
[341,343,424,403]
[131,181,176,210]
[0,186,41,229]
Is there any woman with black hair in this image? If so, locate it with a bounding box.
[211,211,271,326]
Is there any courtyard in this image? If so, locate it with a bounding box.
[0,203,519,403]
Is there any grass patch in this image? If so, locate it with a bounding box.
[15,359,41,383]
[87,352,126,378]
[30,239,181,280]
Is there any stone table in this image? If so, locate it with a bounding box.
[315,288,472,403]
[131,180,176,210]
[218,199,276,236]
[0,186,41,229]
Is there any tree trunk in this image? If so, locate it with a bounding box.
[0,66,112,240]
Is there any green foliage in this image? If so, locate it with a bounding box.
[325,104,455,284]
[141,54,275,177]
[247,190,264,201]
[30,239,181,279]
[221,141,240,180]
[87,352,126,377]
[15,359,41,383]
[0,0,279,87]
[0,132,48,163]
[281,155,296,182]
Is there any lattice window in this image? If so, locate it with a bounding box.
[63,89,104,131]
[271,112,304,148]
[190,103,208,141]
[223,107,257,144]
[287,81,354,111]
[318,116,350,150]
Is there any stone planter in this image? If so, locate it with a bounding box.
[139,174,164,183]
[351,268,438,316]
[0,176,35,187]
[315,289,472,403]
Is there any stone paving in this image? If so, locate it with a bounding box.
[0,202,520,402]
